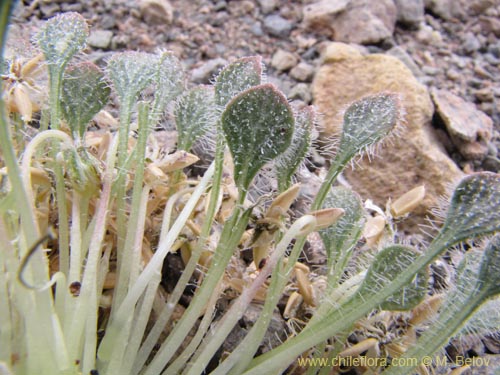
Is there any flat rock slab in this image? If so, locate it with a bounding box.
[431,88,493,160]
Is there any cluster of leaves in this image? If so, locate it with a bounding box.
[1,9,500,375]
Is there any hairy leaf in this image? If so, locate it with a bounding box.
[175,86,216,151]
[221,84,294,191]
[61,62,110,139]
[360,245,428,311]
[214,56,262,107]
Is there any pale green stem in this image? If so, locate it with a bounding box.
[220,151,348,375]
[168,280,223,375]
[133,140,225,374]
[47,65,63,129]
[382,289,487,375]
[119,271,162,375]
[98,161,215,361]
[20,129,73,276]
[69,191,82,282]
[65,135,118,362]
[114,97,134,259]
[113,102,150,308]
[143,197,251,375]
[130,186,196,374]
[186,215,317,375]
[82,282,98,375]
[242,232,456,374]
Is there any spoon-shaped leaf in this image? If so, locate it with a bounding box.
[334,92,400,167]
[175,86,216,151]
[435,172,500,249]
[221,83,294,191]
[107,51,157,105]
[214,56,263,107]
[359,245,428,311]
[61,62,110,140]
[36,12,88,68]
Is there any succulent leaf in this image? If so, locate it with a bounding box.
[36,12,88,68]
[174,86,216,151]
[319,186,364,264]
[335,93,399,166]
[438,172,500,247]
[276,106,314,191]
[359,245,428,311]
[221,83,294,191]
[214,56,262,107]
[61,62,110,139]
[107,51,158,104]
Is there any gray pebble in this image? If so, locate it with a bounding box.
[258,0,278,14]
[214,1,227,11]
[422,65,440,76]
[88,30,114,50]
[488,41,500,58]
[484,53,500,65]
[250,21,264,36]
[289,83,312,103]
[61,3,83,12]
[387,46,423,77]
[263,15,293,38]
[445,68,460,81]
[100,15,117,30]
[290,62,315,82]
[462,32,481,55]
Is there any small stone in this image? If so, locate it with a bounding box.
[40,2,60,17]
[271,49,299,71]
[394,0,425,28]
[213,1,227,11]
[228,0,255,16]
[387,46,423,77]
[88,30,114,50]
[484,53,500,65]
[290,62,315,82]
[479,16,500,37]
[250,22,264,37]
[474,88,494,102]
[258,0,279,14]
[303,0,397,45]
[140,0,173,25]
[445,68,461,81]
[191,58,227,83]
[289,83,312,103]
[321,42,363,63]
[61,3,83,12]
[462,32,481,55]
[432,88,493,160]
[263,15,293,38]
[111,34,130,50]
[422,65,440,76]
[100,15,116,30]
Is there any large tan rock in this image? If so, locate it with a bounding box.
[312,44,464,231]
[303,0,397,45]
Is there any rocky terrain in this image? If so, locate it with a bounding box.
[11,0,500,213]
[8,0,500,373]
